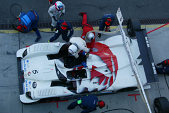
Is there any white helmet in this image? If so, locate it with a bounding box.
[55,1,64,11]
[68,44,78,55]
[87,33,94,40]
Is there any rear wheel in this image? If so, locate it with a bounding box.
[127,19,141,38]
[154,97,169,113]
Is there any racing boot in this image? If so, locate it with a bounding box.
[51,26,54,31]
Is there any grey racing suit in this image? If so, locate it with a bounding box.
[48,4,65,27]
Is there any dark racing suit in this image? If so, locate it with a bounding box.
[99,14,115,31]
[67,95,98,113]
[47,43,86,68]
[156,59,169,74]
[49,20,74,42]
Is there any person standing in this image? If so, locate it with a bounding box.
[48,20,74,42]
[98,14,115,38]
[48,1,65,30]
[14,10,41,42]
[67,95,105,113]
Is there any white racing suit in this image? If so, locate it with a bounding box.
[69,37,90,58]
[48,5,65,27]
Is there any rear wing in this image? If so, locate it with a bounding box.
[116,8,152,113]
[135,30,158,83]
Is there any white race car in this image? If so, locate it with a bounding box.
[16,9,156,104]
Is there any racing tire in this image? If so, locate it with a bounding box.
[127,19,141,38]
[154,97,169,113]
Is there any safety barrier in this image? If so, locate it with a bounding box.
[1,18,169,30]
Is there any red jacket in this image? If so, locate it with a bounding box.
[81,24,95,49]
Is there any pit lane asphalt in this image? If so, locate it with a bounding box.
[1,0,169,112]
[0,25,169,113]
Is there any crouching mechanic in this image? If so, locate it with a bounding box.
[79,12,95,50]
[48,1,65,30]
[156,59,169,75]
[48,20,74,42]
[15,10,41,42]
[98,14,115,38]
[67,95,105,113]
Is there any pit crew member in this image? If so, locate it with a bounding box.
[156,59,169,74]
[48,1,65,30]
[98,14,115,38]
[79,12,95,50]
[15,10,41,42]
[67,95,105,113]
[48,20,74,42]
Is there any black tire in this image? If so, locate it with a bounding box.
[154,97,169,113]
[127,19,141,38]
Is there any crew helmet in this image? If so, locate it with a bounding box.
[68,44,78,55]
[17,25,23,31]
[55,1,64,11]
[98,100,105,108]
[87,33,94,40]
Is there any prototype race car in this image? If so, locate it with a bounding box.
[16,9,156,104]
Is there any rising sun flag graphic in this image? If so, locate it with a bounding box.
[89,42,118,88]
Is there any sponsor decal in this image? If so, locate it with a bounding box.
[25,80,32,92]
[26,88,28,92]
[28,72,31,76]
[29,81,31,85]
[32,70,38,74]
[23,83,25,93]
[90,42,118,87]
[23,59,30,71]
[23,60,26,71]
[32,82,37,88]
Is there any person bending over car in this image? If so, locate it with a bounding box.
[156,59,169,75]
[79,12,95,50]
[47,37,89,68]
[67,95,105,113]
[14,10,41,42]
[98,14,115,38]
